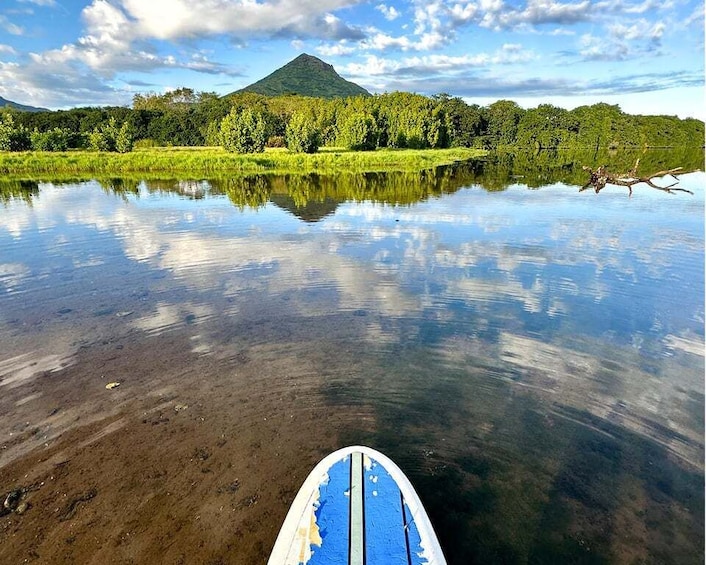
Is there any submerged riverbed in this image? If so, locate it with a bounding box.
[0,154,703,564]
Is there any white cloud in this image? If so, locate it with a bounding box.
[609,18,665,42]
[595,0,670,15]
[343,45,536,78]
[684,3,704,27]
[0,44,17,55]
[18,0,57,5]
[316,41,357,57]
[361,32,414,51]
[113,0,364,41]
[449,2,478,23]
[480,0,592,30]
[621,0,662,14]
[376,3,401,21]
[0,16,24,35]
[549,27,576,35]
[580,17,666,62]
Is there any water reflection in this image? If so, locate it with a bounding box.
[0,152,703,564]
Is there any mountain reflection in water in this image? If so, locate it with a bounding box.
[0,150,703,564]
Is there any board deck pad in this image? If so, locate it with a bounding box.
[268,446,446,565]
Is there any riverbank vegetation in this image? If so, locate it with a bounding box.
[2,148,701,209]
[1,89,703,158]
[0,146,485,177]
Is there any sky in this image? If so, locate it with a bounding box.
[0,0,703,118]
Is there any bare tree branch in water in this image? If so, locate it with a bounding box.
[580,158,693,196]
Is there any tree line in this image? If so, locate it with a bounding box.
[1,87,703,153]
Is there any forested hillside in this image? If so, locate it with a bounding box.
[1,88,703,153]
[236,53,370,99]
[0,95,46,113]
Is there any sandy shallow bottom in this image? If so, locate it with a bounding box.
[0,325,365,565]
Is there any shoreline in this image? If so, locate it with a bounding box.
[0,147,486,178]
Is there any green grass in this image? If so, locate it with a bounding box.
[0,146,486,178]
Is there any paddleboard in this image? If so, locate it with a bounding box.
[268,445,447,564]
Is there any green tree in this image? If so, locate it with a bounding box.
[438,97,486,147]
[30,127,73,151]
[428,106,448,148]
[516,104,578,149]
[0,112,31,151]
[88,129,111,151]
[115,121,134,153]
[0,113,16,151]
[87,117,133,152]
[285,112,320,153]
[338,113,376,150]
[220,108,267,153]
[486,100,524,147]
[571,103,623,149]
[132,87,199,112]
[203,120,222,147]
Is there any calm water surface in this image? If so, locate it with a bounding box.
[1,160,703,563]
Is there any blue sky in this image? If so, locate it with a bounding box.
[0,0,703,118]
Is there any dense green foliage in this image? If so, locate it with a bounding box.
[0,114,31,151]
[236,54,370,99]
[285,112,321,153]
[220,108,267,153]
[87,117,134,153]
[338,113,377,151]
[1,88,702,156]
[1,111,133,152]
[30,127,73,151]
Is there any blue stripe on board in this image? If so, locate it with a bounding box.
[402,502,427,565]
[308,455,351,565]
[363,456,409,564]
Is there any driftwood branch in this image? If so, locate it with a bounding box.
[581,158,693,196]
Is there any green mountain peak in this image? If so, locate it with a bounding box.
[236,53,370,99]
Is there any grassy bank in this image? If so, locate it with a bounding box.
[0,146,486,177]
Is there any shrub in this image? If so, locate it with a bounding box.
[9,128,32,151]
[87,117,133,152]
[0,113,14,151]
[0,113,30,151]
[285,112,320,153]
[266,135,286,148]
[89,129,113,151]
[30,127,72,151]
[220,108,267,153]
[115,122,134,153]
[202,121,222,147]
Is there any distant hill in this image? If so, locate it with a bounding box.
[235,54,370,99]
[0,95,47,112]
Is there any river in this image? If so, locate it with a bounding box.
[0,151,703,564]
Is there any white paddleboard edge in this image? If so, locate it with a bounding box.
[268,445,446,564]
